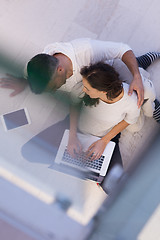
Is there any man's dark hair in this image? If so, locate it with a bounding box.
[27,54,58,94]
[80,62,123,106]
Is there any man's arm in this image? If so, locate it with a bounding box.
[122,50,144,108]
[0,74,28,97]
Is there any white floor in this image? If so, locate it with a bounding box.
[0,0,160,228]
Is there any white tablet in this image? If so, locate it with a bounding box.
[1,108,31,131]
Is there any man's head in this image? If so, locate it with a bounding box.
[27,53,59,94]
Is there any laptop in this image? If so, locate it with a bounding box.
[53,129,115,183]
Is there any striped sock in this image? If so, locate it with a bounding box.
[136,52,160,69]
[153,99,160,123]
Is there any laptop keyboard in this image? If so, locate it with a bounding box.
[62,149,105,171]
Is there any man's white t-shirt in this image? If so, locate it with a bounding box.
[42,38,131,102]
[78,83,141,137]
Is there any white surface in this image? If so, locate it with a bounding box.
[0,0,160,235]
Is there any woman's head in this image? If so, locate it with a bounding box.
[81,62,123,101]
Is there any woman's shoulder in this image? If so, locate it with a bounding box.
[122,82,138,106]
[122,82,129,92]
[123,82,137,98]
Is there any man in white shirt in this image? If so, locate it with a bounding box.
[0,38,144,106]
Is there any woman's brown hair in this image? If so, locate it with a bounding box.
[80,62,123,106]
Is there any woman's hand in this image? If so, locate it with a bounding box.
[86,138,109,160]
[0,74,27,97]
[67,135,83,158]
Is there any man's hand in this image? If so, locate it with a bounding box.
[0,74,27,97]
[128,73,144,108]
[67,135,83,158]
[86,139,107,160]
[122,50,144,108]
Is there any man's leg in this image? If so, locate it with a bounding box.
[153,99,160,123]
[136,52,160,123]
[136,52,160,69]
[105,133,123,174]
[21,115,70,164]
[100,133,123,194]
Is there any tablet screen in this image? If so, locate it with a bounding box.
[1,108,30,131]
